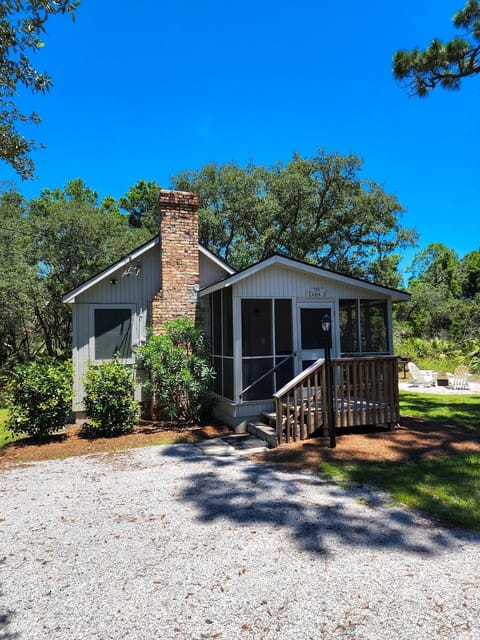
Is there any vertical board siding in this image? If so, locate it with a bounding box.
[199,252,231,288]
[233,265,384,300]
[71,245,162,411]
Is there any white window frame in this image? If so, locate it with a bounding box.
[89,304,138,364]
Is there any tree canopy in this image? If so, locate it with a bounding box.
[172,150,417,288]
[393,1,480,96]
[0,179,149,368]
[396,243,480,344]
[0,0,79,179]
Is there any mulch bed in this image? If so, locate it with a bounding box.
[1,415,479,470]
[0,420,231,464]
[256,416,480,472]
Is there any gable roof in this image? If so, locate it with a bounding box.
[199,254,411,302]
[62,237,235,304]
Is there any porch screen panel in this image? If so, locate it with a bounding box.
[275,299,294,390]
[212,290,222,354]
[222,287,233,357]
[242,358,274,401]
[209,290,234,400]
[300,308,326,349]
[94,308,132,360]
[212,356,222,395]
[223,358,233,399]
[275,300,293,354]
[339,299,359,354]
[361,301,388,353]
[242,300,272,356]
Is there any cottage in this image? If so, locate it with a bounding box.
[63,190,410,446]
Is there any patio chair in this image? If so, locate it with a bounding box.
[446,366,470,390]
[407,362,438,387]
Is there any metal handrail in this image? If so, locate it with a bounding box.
[239,354,295,400]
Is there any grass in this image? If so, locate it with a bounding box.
[0,408,19,450]
[399,391,480,430]
[320,391,480,530]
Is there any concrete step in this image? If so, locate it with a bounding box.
[247,420,279,448]
[260,411,278,428]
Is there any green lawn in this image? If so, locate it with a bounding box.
[399,391,480,430]
[0,408,15,449]
[319,391,480,530]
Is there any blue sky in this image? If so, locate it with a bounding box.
[1,0,478,274]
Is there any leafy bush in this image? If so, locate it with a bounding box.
[394,335,467,373]
[83,357,139,435]
[7,359,72,439]
[136,317,215,422]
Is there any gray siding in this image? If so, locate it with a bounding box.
[70,245,232,412]
[199,251,230,288]
[70,246,162,411]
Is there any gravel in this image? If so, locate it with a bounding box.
[1,442,480,640]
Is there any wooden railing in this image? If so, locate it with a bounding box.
[273,356,399,445]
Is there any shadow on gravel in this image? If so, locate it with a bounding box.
[0,611,18,640]
[0,559,18,640]
[162,444,462,557]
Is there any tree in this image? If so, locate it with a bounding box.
[0,0,79,179]
[395,243,480,345]
[0,188,38,368]
[393,1,480,96]
[119,179,162,235]
[172,150,416,286]
[459,248,480,298]
[407,243,462,294]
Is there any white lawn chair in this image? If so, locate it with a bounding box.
[407,362,438,387]
[446,366,470,390]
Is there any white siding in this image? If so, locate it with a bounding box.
[233,264,385,300]
[213,397,274,431]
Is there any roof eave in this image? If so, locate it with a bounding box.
[199,254,410,301]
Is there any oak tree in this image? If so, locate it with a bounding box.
[0,0,79,178]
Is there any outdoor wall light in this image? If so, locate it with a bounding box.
[321,313,331,333]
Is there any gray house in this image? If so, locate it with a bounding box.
[63,190,410,446]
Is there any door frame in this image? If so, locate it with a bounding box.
[294,301,336,375]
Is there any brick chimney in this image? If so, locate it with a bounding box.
[151,190,200,333]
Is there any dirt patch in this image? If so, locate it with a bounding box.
[256,416,480,472]
[0,420,231,464]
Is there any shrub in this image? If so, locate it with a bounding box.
[7,359,73,439]
[136,317,215,422]
[83,357,139,435]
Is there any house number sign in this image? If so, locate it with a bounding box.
[306,287,328,297]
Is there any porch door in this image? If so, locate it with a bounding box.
[296,302,335,373]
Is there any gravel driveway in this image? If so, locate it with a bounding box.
[1,442,479,639]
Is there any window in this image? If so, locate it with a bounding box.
[339,299,388,355]
[91,306,135,361]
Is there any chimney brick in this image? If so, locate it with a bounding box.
[151,190,199,333]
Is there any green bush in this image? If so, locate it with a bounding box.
[136,317,215,422]
[7,359,72,439]
[83,358,139,435]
